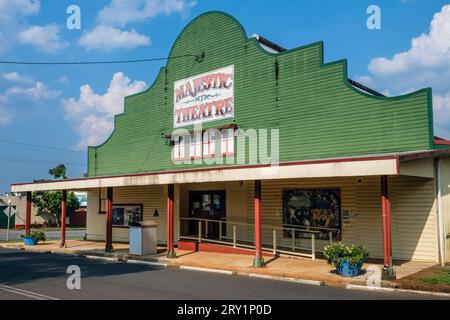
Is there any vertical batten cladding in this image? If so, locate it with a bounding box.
[390,176,437,261]
[245,176,437,262]
[439,157,450,262]
[87,12,433,178]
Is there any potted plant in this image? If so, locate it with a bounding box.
[323,242,369,277]
[21,230,46,246]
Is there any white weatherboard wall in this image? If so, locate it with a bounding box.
[86,175,438,262]
[244,176,438,262]
[86,185,174,244]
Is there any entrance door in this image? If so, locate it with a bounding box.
[189,190,226,239]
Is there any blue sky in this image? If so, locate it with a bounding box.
[0,0,449,192]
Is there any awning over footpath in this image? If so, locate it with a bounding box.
[10,150,450,192]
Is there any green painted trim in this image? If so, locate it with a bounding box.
[167,250,177,259]
[426,88,435,149]
[381,267,397,280]
[253,257,265,268]
[433,144,450,150]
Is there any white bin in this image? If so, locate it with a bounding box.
[129,221,157,256]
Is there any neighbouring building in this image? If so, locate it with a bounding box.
[0,194,43,228]
[11,12,450,278]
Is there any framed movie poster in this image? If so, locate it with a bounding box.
[283,189,341,240]
[112,204,143,227]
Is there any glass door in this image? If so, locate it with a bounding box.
[189,190,226,239]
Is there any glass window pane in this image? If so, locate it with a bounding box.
[202,194,211,210]
[112,208,124,225]
[213,194,221,210]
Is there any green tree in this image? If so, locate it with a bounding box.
[32,164,79,227]
[48,164,67,179]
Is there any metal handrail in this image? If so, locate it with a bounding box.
[179,217,339,234]
[179,217,337,260]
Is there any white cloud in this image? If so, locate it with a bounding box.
[0,0,40,25]
[0,94,12,124]
[357,4,450,138]
[2,72,33,84]
[63,72,147,149]
[0,0,41,52]
[0,105,12,124]
[6,81,61,101]
[434,93,450,126]
[0,71,59,125]
[58,76,70,85]
[18,24,68,54]
[98,0,197,26]
[78,25,150,51]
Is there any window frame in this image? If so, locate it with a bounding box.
[111,203,144,228]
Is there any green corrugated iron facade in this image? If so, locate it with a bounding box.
[87,11,434,177]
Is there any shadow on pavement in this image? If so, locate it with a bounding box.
[0,249,162,286]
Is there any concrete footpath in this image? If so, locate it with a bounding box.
[1,239,446,297]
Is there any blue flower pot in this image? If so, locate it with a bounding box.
[336,260,362,277]
[23,237,38,246]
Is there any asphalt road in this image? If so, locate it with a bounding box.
[0,229,86,241]
[0,248,446,300]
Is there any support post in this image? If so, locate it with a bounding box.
[25,191,31,235]
[381,175,395,280]
[253,180,265,267]
[273,229,277,255]
[166,184,176,258]
[60,190,67,248]
[105,187,113,252]
[233,225,236,248]
[311,233,316,260]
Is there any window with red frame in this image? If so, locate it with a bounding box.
[220,128,234,156]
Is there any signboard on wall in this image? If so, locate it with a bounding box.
[173,65,234,128]
[283,189,342,240]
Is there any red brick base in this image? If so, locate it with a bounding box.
[177,241,272,257]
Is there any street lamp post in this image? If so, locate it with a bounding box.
[6,199,11,241]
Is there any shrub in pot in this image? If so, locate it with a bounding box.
[323,242,369,277]
[21,230,46,246]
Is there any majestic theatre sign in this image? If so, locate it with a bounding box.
[173,65,234,128]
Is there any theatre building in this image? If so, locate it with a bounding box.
[11,12,450,277]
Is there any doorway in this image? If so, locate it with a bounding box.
[189,190,226,239]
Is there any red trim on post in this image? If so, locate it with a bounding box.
[253,180,264,267]
[60,190,67,247]
[166,184,176,258]
[25,191,31,235]
[381,176,392,268]
[105,187,113,252]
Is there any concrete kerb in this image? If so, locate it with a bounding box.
[3,243,450,297]
[346,284,450,298]
[180,265,236,275]
[246,273,324,286]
